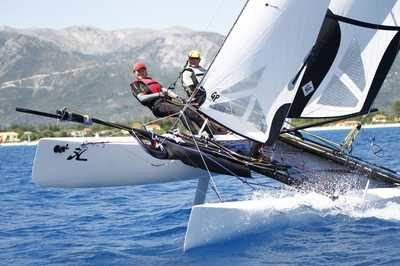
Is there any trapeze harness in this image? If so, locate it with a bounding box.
[182,66,206,105]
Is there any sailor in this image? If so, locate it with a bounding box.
[130,62,180,116]
[181,50,207,106]
[130,62,211,135]
[181,50,228,135]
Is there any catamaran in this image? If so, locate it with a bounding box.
[17,0,400,250]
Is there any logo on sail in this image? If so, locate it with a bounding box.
[211,92,220,102]
[302,81,315,97]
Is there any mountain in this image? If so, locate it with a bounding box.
[0,26,223,127]
[1,26,400,127]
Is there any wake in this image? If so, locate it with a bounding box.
[250,187,400,221]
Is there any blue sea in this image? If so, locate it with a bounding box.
[1,127,400,265]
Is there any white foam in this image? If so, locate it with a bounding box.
[248,188,400,221]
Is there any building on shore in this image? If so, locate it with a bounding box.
[372,114,388,123]
[0,131,20,143]
[70,128,92,137]
[335,120,360,127]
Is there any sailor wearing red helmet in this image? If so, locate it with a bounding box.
[130,62,178,112]
[130,62,212,136]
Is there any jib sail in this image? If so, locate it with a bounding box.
[288,0,400,118]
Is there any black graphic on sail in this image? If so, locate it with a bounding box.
[288,1,400,119]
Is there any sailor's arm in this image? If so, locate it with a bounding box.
[136,92,162,103]
[161,87,178,99]
[130,81,163,104]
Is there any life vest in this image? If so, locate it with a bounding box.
[183,66,205,88]
[130,77,164,109]
[135,77,162,94]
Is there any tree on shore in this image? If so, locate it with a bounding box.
[392,99,400,115]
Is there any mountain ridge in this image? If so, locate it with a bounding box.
[0,26,400,127]
[0,26,224,127]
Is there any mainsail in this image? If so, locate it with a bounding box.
[288,0,400,118]
[198,0,329,143]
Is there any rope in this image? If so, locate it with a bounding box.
[284,121,341,150]
[143,111,180,127]
[297,129,342,150]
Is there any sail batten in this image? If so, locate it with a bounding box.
[327,13,400,31]
[199,0,329,143]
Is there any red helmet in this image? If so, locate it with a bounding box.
[133,62,146,72]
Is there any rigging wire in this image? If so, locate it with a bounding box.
[176,0,250,128]
[180,111,224,202]
[203,0,226,32]
[143,111,180,127]
[179,110,275,195]
[285,121,342,150]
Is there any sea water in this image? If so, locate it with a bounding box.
[0,128,400,265]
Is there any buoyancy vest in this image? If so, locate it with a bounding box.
[130,77,163,108]
[181,66,206,105]
[136,77,162,94]
[182,66,205,89]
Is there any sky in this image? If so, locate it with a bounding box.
[0,0,246,34]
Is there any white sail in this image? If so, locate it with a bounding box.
[198,0,329,143]
[288,0,400,118]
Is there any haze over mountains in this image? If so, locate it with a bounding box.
[0,26,399,127]
[0,26,223,126]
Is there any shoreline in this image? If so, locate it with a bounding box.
[2,123,400,147]
[0,141,38,147]
[307,123,400,131]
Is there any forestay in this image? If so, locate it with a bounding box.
[288,0,400,118]
[198,0,329,143]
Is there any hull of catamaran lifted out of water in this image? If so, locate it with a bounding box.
[32,137,210,188]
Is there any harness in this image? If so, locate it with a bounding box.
[137,77,162,94]
[130,78,162,108]
[182,66,205,97]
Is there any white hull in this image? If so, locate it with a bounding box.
[184,187,400,251]
[33,137,207,188]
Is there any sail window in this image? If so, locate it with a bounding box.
[247,100,267,131]
[209,96,267,131]
[339,37,366,91]
[318,75,358,107]
[222,67,266,94]
[209,96,250,117]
